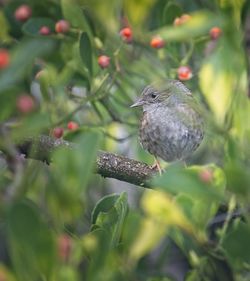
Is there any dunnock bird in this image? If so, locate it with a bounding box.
[131,80,204,172]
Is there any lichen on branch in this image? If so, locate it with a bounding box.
[17,135,156,187]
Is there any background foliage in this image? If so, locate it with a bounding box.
[0,0,250,280]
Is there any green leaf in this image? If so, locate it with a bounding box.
[225,161,250,197]
[185,256,234,281]
[128,189,200,261]
[0,88,19,121]
[7,200,56,281]
[61,0,92,35]
[199,26,246,125]
[152,164,225,201]
[91,193,120,225]
[124,0,157,27]
[0,38,56,93]
[121,211,142,249]
[79,32,93,77]
[91,192,128,247]
[87,193,128,280]
[22,17,55,36]
[10,113,51,141]
[57,266,79,281]
[199,48,235,124]
[162,1,182,25]
[177,164,226,231]
[47,131,101,222]
[147,277,176,281]
[0,10,11,42]
[78,0,121,32]
[175,192,217,235]
[86,228,121,281]
[219,0,245,26]
[222,221,250,269]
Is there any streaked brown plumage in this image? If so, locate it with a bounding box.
[131,80,204,163]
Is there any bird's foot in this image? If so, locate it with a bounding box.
[151,158,163,175]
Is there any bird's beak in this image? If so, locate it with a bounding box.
[130,98,144,108]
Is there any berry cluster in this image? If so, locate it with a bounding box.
[5,5,223,136]
[52,121,79,139]
[96,17,222,82]
[173,14,191,26]
[14,4,71,36]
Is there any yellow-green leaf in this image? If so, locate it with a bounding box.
[128,190,197,261]
[158,11,223,42]
[128,217,166,261]
[0,11,11,42]
[142,190,193,231]
[78,0,121,32]
[199,57,235,124]
[124,0,157,27]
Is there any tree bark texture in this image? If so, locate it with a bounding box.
[17,135,156,187]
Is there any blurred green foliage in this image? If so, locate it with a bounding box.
[0,0,250,280]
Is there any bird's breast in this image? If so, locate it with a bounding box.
[139,104,203,162]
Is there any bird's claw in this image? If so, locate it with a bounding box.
[151,158,163,175]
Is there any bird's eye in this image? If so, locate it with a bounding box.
[151,93,157,99]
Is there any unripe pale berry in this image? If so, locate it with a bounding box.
[209,27,222,40]
[39,26,51,35]
[173,14,191,26]
[119,27,133,43]
[16,94,35,113]
[177,66,193,81]
[53,127,64,138]
[0,49,10,69]
[55,20,70,33]
[150,36,165,49]
[58,234,72,261]
[14,5,32,22]
[173,17,182,26]
[180,14,191,23]
[67,121,79,131]
[199,168,213,183]
[98,55,110,69]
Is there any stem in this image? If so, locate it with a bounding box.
[217,195,237,247]
[180,41,195,65]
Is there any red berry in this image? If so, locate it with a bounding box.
[199,169,213,183]
[39,26,51,35]
[14,5,32,22]
[209,27,222,40]
[119,27,133,43]
[0,49,10,69]
[150,36,165,49]
[98,55,110,69]
[58,234,72,261]
[67,121,79,131]
[55,20,70,33]
[16,94,35,113]
[53,127,64,138]
[177,66,193,81]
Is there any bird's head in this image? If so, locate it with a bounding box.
[130,79,193,109]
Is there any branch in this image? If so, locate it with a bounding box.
[17,135,156,187]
